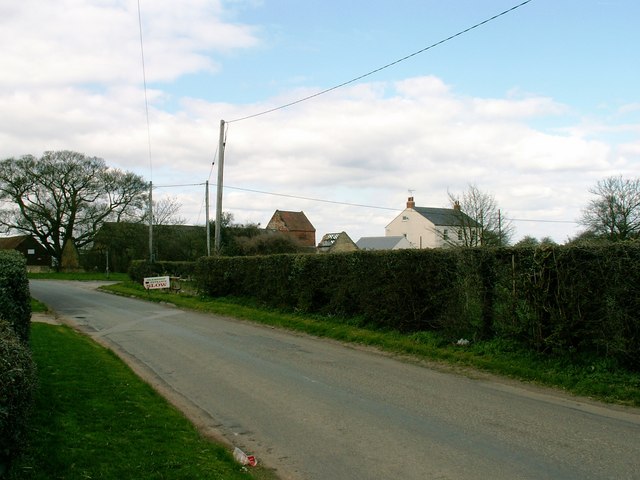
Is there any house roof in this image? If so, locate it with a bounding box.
[318,231,355,248]
[413,207,478,227]
[356,236,409,250]
[0,235,29,249]
[271,210,315,232]
[318,232,341,248]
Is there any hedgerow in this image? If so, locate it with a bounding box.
[0,250,31,343]
[195,243,640,370]
[0,251,36,477]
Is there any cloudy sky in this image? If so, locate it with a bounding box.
[2,0,639,244]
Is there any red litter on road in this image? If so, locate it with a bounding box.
[233,447,258,467]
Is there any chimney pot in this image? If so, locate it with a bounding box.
[407,196,415,209]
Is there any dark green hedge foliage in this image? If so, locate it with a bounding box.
[0,321,37,478]
[0,251,31,343]
[128,260,197,283]
[196,244,640,369]
[0,251,36,478]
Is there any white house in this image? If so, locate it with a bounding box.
[385,197,477,249]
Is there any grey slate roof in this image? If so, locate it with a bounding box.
[356,236,408,250]
[413,207,478,227]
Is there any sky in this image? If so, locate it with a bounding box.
[1,0,639,244]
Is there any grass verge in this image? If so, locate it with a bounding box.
[10,323,276,480]
[29,271,129,282]
[30,297,48,313]
[104,280,640,407]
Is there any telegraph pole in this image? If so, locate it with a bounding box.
[148,181,153,262]
[205,180,210,256]
[214,119,225,253]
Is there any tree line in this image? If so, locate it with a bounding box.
[1,151,639,271]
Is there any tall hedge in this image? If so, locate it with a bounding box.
[0,321,37,477]
[0,251,31,343]
[0,250,36,477]
[196,250,475,333]
[502,244,640,365]
[195,243,640,369]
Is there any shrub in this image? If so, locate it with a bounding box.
[0,320,36,478]
[195,244,640,369]
[0,251,31,343]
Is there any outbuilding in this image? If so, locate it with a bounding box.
[0,235,51,271]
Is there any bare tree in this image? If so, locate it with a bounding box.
[580,176,640,241]
[140,195,186,226]
[447,184,514,246]
[0,151,148,267]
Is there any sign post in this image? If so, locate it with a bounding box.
[143,276,170,290]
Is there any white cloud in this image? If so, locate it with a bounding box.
[0,0,259,87]
[1,0,634,244]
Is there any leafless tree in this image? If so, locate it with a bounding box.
[140,195,186,226]
[0,151,148,267]
[580,175,640,241]
[447,184,514,246]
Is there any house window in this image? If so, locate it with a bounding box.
[458,230,463,241]
[402,215,409,221]
[443,229,449,240]
[27,249,35,255]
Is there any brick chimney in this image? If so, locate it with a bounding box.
[407,196,415,209]
[453,200,461,211]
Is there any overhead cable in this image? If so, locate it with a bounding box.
[227,0,534,123]
[137,0,153,180]
[218,184,576,224]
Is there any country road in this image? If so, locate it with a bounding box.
[29,280,640,480]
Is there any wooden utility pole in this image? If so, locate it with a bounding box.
[205,180,210,256]
[148,181,153,262]
[214,120,225,253]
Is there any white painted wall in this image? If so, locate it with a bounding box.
[385,208,469,248]
[385,209,442,249]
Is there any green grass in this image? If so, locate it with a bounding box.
[30,297,48,313]
[10,323,276,480]
[103,281,640,407]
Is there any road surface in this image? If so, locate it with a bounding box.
[29,280,640,480]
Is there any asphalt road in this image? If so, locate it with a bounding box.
[29,280,640,480]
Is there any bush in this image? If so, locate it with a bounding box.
[195,244,640,369]
[504,243,640,368]
[0,251,31,343]
[0,321,37,478]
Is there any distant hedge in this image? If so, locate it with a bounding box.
[196,244,640,369]
[0,251,31,343]
[0,251,36,477]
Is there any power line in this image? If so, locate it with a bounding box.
[507,218,578,224]
[137,0,153,180]
[153,182,206,189]
[222,185,398,211]
[227,0,534,123]
[218,184,577,225]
